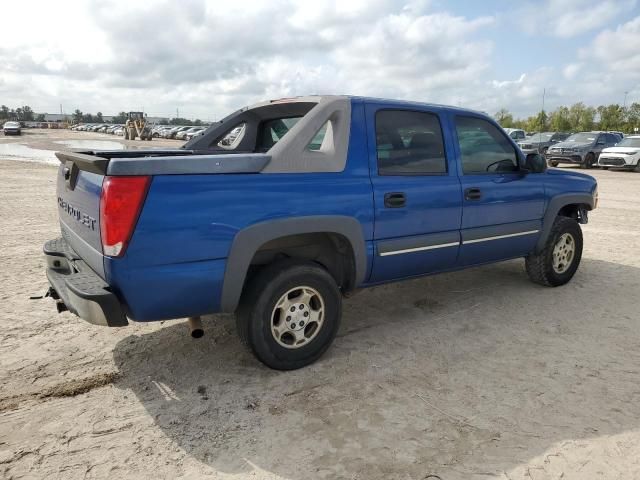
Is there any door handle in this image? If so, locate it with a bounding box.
[464,187,482,201]
[384,192,406,208]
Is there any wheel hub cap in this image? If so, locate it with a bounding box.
[552,233,575,274]
[271,286,325,349]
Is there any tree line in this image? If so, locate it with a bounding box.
[70,110,206,126]
[0,105,45,122]
[0,104,205,126]
[495,102,640,133]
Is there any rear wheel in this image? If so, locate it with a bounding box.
[236,260,342,370]
[526,216,583,287]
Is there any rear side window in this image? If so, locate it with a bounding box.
[455,116,519,174]
[375,110,447,175]
[256,117,302,152]
[217,123,246,150]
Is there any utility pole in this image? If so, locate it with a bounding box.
[541,87,546,130]
[624,91,629,109]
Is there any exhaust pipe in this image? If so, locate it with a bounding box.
[188,316,204,338]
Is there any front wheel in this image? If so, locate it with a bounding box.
[583,153,595,169]
[526,216,583,287]
[236,260,342,370]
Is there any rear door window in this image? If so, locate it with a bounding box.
[375,110,447,175]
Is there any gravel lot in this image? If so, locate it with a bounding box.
[1,130,639,479]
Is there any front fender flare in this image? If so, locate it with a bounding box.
[220,215,367,312]
[535,193,594,253]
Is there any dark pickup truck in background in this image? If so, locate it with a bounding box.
[44,95,597,369]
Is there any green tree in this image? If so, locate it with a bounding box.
[95,112,103,122]
[82,113,94,123]
[111,112,127,124]
[626,102,640,133]
[0,105,8,119]
[568,103,595,131]
[21,105,34,121]
[169,117,194,126]
[36,113,45,122]
[494,108,514,127]
[549,106,572,132]
[73,109,83,124]
[597,104,624,131]
[534,110,548,131]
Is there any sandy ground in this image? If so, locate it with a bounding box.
[1,130,640,479]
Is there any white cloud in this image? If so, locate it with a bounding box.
[518,0,637,38]
[0,0,494,119]
[1,0,639,121]
[563,63,583,80]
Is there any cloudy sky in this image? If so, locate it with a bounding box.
[2,0,639,120]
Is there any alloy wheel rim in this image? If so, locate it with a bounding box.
[270,286,325,349]
[552,233,575,274]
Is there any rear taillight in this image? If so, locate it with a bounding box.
[100,176,150,257]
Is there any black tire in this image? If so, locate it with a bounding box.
[583,153,595,169]
[236,259,342,370]
[525,216,583,287]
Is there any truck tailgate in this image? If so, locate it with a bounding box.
[55,153,105,278]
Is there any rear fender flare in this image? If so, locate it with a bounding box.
[220,215,367,312]
[535,193,594,253]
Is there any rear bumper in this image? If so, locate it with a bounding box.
[44,237,128,327]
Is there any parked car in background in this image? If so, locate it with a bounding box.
[151,126,170,138]
[167,126,192,139]
[519,132,571,156]
[3,121,22,135]
[185,127,207,140]
[598,135,640,170]
[161,126,180,138]
[504,128,526,142]
[176,126,205,140]
[546,131,619,168]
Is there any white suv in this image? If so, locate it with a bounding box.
[598,135,640,170]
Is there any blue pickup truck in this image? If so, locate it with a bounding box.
[44,96,597,369]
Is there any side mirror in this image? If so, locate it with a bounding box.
[524,153,547,173]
